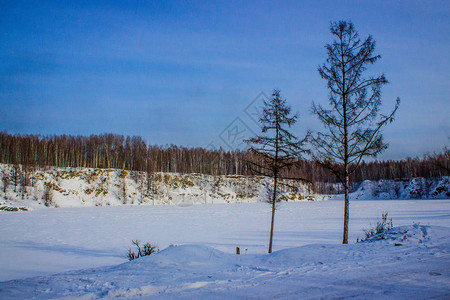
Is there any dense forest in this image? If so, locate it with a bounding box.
[0,131,448,192]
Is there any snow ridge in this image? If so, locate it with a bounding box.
[347,177,450,200]
[0,163,322,209]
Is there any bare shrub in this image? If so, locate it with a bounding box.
[358,212,393,242]
[127,240,159,261]
[43,184,53,207]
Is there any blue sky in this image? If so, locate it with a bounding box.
[0,0,449,159]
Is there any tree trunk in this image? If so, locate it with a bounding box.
[342,167,349,244]
[268,172,278,253]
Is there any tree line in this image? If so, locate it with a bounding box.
[0,131,447,187]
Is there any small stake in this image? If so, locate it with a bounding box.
[236,247,240,255]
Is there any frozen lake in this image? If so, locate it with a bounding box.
[1,199,449,282]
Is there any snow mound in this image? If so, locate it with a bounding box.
[145,244,232,266]
[1,225,449,299]
[360,224,432,244]
[349,177,450,200]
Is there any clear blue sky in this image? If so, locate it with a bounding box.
[1,0,449,160]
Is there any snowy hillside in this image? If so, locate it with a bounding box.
[0,164,321,209]
[1,224,449,299]
[347,177,450,200]
[1,163,448,210]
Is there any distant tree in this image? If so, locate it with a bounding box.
[147,172,158,199]
[2,170,9,193]
[310,21,400,243]
[139,173,145,204]
[11,164,21,192]
[43,183,53,207]
[119,169,128,204]
[211,177,221,204]
[19,165,32,199]
[432,139,450,175]
[246,89,309,253]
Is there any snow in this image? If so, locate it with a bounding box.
[1,164,448,212]
[343,177,450,200]
[0,199,449,298]
[0,164,323,209]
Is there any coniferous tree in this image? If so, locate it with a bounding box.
[246,89,308,253]
[310,21,400,243]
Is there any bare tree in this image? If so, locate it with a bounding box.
[146,171,158,205]
[11,164,21,193]
[20,165,31,199]
[310,21,400,244]
[2,170,9,194]
[433,138,450,175]
[246,89,308,253]
[119,169,128,204]
[43,183,53,207]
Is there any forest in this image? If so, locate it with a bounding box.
[0,131,448,193]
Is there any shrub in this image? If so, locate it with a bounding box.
[358,212,393,242]
[127,240,159,261]
[43,183,53,207]
[0,206,28,211]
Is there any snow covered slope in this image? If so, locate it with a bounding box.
[1,163,448,209]
[0,163,321,209]
[349,177,450,200]
[1,224,448,299]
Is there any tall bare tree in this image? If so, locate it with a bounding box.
[246,89,308,253]
[311,21,400,244]
[2,170,9,193]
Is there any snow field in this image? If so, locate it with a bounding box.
[0,222,449,299]
[0,199,449,283]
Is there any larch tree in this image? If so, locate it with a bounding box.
[310,21,400,244]
[246,89,308,253]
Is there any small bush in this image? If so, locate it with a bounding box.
[0,206,28,211]
[127,240,159,261]
[43,184,53,207]
[358,212,393,242]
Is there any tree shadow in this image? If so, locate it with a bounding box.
[12,241,121,258]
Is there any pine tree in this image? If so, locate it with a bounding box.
[246,89,308,253]
[310,21,400,243]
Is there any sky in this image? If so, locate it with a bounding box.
[0,0,449,160]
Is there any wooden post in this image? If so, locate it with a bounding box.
[236,247,240,255]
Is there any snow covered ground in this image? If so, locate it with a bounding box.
[0,199,449,298]
[0,164,321,209]
[2,164,447,212]
[345,177,450,200]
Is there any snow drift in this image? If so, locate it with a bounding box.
[349,177,450,200]
[0,224,448,299]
